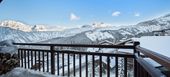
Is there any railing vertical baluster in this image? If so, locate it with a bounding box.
[143,67,147,77]
[24,50,27,69]
[79,54,82,77]
[136,61,138,77]
[124,57,127,77]
[27,50,30,68]
[35,51,37,69]
[147,72,151,77]
[57,52,59,75]
[21,50,24,67]
[146,72,149,77]
[73,54,76,76]
[18,49,20,67]
[38,51,41,71]
[134,59,137,77]
[86,54,88,77]
[92,55,95,77]
[140,65,143,77]
[99,56,102,77]
[68,53,70,76]
[115,57,118,77]
[141,66,144,77]
[20,50,24,67]
[18,49,20,58]
[138,62,140,77]
[21,49,23,67]
[142,64,145,77]
[50,46,55,74]
[146,71,148,77]
[107,56,110,77]
[31,51,33,68]
[42,51,45,72]
[62,53,65,76]
[138,64,141,77]
[46,52,49,72]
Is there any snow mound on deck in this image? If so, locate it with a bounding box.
[0,67,58,77]
[0,40,17,54]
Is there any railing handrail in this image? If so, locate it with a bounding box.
[18,48,134,58]
[13,43,134,49]
[115,39,132,45]
[136,46,170,69]
[135,54,166,77]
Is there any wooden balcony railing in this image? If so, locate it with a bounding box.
[13,41,170,77]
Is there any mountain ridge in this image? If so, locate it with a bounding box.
[0,13,170,43]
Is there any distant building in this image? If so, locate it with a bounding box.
[153,29,170,36]
[153,30,165,36]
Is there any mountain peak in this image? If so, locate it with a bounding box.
[163,13,170,18]
[0,20,32,32]
[92,22,112,28]
[32,25,47,31]
[159,13,170,20]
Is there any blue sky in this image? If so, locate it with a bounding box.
[0,0,170,27]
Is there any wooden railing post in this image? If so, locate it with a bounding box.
[50,46,55,74]
[133,41,140,77]
[134,42,140,55]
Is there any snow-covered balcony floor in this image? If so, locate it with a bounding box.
[0,67,63,77]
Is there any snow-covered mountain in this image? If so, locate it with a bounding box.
[0,27,90,43]
[0,14,170,43]
[0,20,32,32]
[42,14,170,45]
[0,23,95,43]
[0,20,49,32]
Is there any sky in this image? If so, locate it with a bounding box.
[0,0,170,27]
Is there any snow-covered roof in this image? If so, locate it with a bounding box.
[132,36,170,67]
[132,36,170,57]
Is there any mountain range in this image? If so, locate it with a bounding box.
[0,14,170,44]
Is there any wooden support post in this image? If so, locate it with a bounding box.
[50,46,55,74]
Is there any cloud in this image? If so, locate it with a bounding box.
[70,13,80,21]
[134,13,140,17]
[112,11,121,16]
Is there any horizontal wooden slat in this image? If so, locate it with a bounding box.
[14,43,134,49]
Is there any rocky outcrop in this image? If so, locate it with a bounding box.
[0,40,19,75]
[0,53,19,75]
